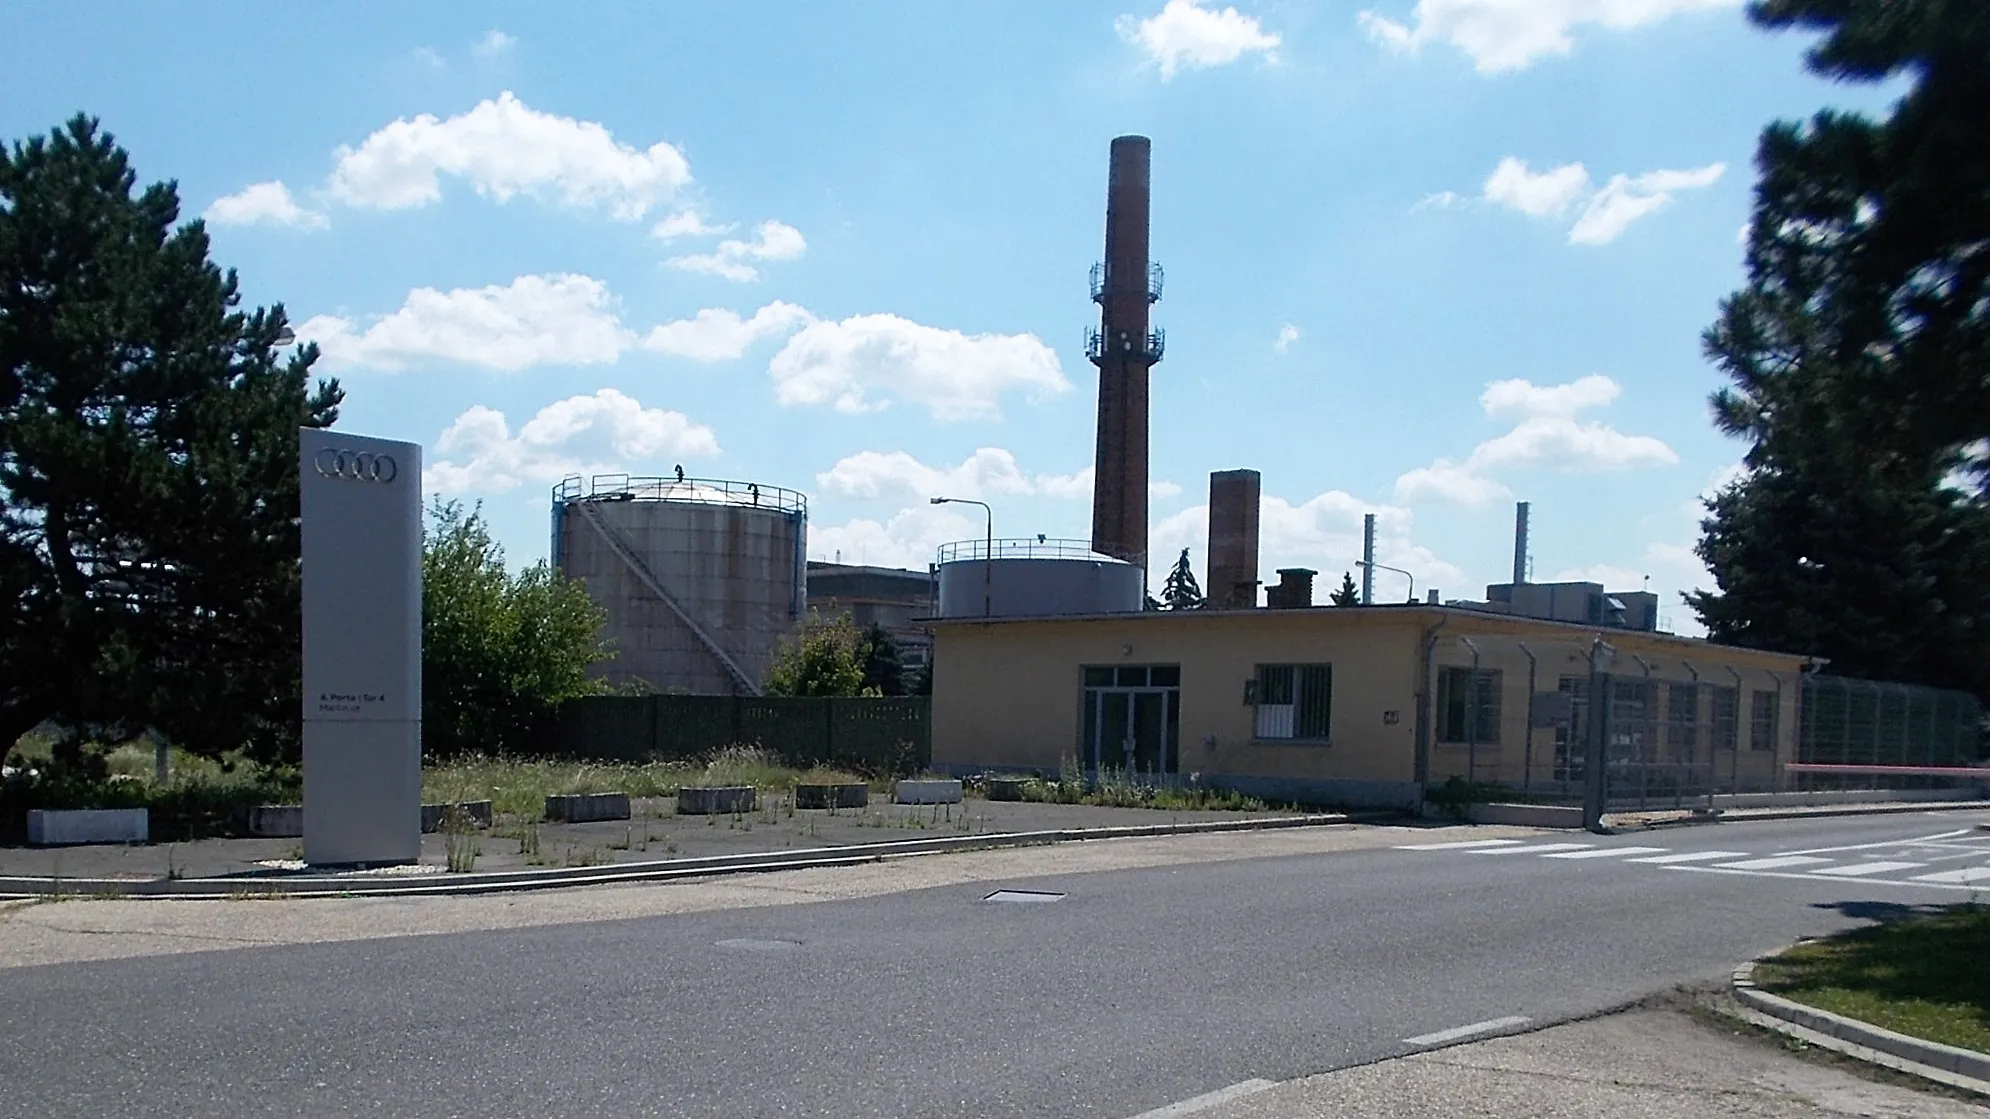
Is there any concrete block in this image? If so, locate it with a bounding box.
[895,779,963,805]
[248,805,304,838]
[677,786,756,815]
[794,783,868,810]
[422,800,495,833]
[987,776,1032,802]
[26,808,149,846]
[544,792,632,823]
[1464,802,1585,829]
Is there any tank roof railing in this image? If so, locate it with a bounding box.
[553,473,807,515]
[935,537,1128,564]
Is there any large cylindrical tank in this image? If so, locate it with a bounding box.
[552,474,806,694]
[934,538,1143,619]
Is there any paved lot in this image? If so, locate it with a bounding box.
[0,796,1298,881]
[3,809,1987,1117]
[1197,1004,1990,1118]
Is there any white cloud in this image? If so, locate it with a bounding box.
[426,389,719,495]
[769,313,1069,421]
[1395,375,1677,505]
[324,91,690,220]
[651,209,734,240]
[818,452,1181,503]
[1152,490,1465,599]
[472,29,515,59]
[1411,190,1464,213]
[809,505,977,569]
[640,302,813,362]
[1568,163,1726,245]
[1116,0,1281,79]
[299,273,633,372]
[666,219,807,281]
[414,47,446,69]
[202,181,327,229]
[1274,324,1301,354]
[1482,158,1591,217]
[1471,156,1724,244]
[1358,0,1741,73]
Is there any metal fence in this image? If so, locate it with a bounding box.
[1423,632,1987,815]
[529,694,931,775]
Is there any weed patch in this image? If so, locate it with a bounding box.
[1754,904,1990,1054]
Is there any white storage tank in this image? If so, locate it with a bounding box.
[934,538,1143,619]
[552,474,806,695]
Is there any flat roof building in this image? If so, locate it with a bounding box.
[929,605,1808,808]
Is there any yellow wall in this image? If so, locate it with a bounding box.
[931,607,1808,791]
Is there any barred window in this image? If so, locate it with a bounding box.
[1252,663,1332,741]
[1750,690,1778,752]
[1710,686,1739,751]
[1437,667,1502,745]
[1666,683,1700,755]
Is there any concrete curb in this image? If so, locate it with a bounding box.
[0,812,1362,901]
[1605,800,1990,833]
[1731,953,1990,1093]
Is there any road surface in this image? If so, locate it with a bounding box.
[3,810,1986,1117]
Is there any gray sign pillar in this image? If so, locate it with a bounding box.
[299,428,422,866]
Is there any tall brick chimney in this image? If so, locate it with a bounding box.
[1206,469,1260,608]
[1089,135,1163,577]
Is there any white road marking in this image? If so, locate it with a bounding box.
[1809,861,1927,877]
[1670,865,1989,890]
[1713,855,1834,871]
[1403,1015,1532,1047]
[1123,1079,1279,1118]
[1785,829,1976,856]
[1624,851,1749,864]
[1396,839,1527,851]
[1469,843,1593,856]
[1540,846,1669,860]
[1909,866,1990,886]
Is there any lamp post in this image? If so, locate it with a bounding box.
[931,496,993,618]
[1356,559,1414,604]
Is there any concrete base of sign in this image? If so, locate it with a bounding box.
[303,720,421,866]
[544,793,631,823]
[421,800,495,832]
[677,786,757,815]
[249,805,304,838]
[895,779,964,805]
[26,809,149,846]
[794,783,868,810]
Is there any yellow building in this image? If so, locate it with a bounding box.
[930,605,1810,808]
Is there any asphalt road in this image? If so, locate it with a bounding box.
[3,810,1987,1118]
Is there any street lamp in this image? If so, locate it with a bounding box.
[931,496,992,618]
[1356,559,1415,604]
[273,326,296,346]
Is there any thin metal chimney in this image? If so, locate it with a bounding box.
[1361,513,1376,605]
[1512,501,1530,585]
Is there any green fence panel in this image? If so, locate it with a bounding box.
[532,694,931,774]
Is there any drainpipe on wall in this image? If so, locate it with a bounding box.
[1516,642,1537,794]
[1414,616,1451,804]
[1459,636,1481,789]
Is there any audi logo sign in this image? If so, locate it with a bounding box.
[314,448,399,483]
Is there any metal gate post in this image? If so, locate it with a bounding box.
[1582,638,1615,832]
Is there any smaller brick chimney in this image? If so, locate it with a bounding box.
[1265,568,1316,609]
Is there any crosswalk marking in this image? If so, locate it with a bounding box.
[1469,843,1594,856]
[1623,851,1747,864]
[1712,855,1834,871]
[1910,867,1990,885]
[1809,861,1927,877]
[1395,839,1527,851]
[1541,846,1669,860]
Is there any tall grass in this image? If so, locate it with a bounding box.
[423,745,865,820]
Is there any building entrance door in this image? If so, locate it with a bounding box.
[1084,688,1177,778]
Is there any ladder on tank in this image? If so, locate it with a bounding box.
[570,499,762,696]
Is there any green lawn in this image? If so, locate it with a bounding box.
[1754,905,1990,1055]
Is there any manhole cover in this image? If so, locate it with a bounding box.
[982,889,1065,904]
[715,938,803,952]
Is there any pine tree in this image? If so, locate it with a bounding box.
[0,116,342,767]
[1330,571,1361,607]
[1159,548,1204,610]
[1690,2,1990,694]
[859,621,906,697]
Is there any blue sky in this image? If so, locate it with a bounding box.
[3,1,1896,634]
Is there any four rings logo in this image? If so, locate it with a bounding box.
[314,448,399,484]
